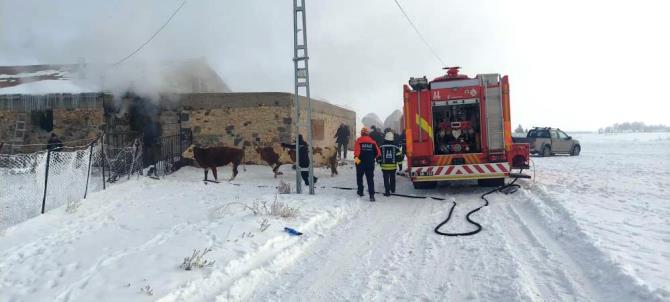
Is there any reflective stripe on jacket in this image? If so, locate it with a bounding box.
[379,143,401,171]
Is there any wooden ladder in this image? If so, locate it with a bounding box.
[10,113,27,154]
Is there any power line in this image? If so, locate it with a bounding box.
[112,1,187,66]
[392,0,446,66]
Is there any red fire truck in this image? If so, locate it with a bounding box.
[403,67,530,189]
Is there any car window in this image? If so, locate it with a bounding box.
[541,130,550,138]
[550,131,558,139]
[529,129,550,138]
[558,131,569,139]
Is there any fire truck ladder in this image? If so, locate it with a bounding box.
[293,0,315,194]
[10,112,28,154]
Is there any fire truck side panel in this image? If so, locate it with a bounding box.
[403,85,413,158]
[502,75,513,151]
[409,89,434,159]
[481,74,505,153]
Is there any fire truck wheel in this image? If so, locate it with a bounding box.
[478,178,505,187]
[571,145,581,156]
[413,181,437,190]
[541,145,552,157]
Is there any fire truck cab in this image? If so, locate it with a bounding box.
[403,67,529,189]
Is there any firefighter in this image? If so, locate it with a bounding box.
[370,125,384,147]
[334,123,351,159]
[354,127,381,202]
[379,132,402,196]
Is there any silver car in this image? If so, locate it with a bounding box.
[513,127,581,156]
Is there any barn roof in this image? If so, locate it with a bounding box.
[0,58,231,95]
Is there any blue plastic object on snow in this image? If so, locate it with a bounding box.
[284,227,303,236]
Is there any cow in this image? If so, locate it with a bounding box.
[311,146,339,176]
[256,144,293,178]
[256,143,338,177]
[182,145,245,182]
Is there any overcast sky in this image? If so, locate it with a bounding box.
[1,0,669,131]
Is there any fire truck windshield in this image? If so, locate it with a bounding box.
[432,101,481,155]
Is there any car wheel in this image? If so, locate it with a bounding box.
[542,145,552,157]
[571,145,581,156]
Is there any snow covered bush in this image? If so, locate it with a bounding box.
[248,195,299,219]
[211,195,299,220]
[277,180,291,194]
[140,284,154,296]
[269,198,299,218]
[180,248,215,270]
[65,199,81,214]
[258,218,271,232]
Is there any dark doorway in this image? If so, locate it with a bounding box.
[127,95,161,167]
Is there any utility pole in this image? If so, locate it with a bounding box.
[293,0,315,194]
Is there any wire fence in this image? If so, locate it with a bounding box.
[0,138,141,230]
[0,130,191,230]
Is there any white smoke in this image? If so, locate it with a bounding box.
[361,113,383,129]
[0,0,237,100]
[383,109,403,133]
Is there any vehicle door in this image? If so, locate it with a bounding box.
[555,130,572,153]
[549,130,564,152]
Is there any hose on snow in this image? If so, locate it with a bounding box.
[434,171,523,237]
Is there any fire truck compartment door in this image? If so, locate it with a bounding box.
[480,74,504,151]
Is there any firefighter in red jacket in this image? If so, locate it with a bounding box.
[354,127,381,201]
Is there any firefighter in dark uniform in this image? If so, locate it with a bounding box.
[379,132,402,196]
[354,127,381,201]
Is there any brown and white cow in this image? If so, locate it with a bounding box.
[256,143,338,177]
[256,144,293,178]
[311,146,338,176]
[182,145,245,181]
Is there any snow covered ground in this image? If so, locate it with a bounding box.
[530,132,670,294]
[0,133,668,301]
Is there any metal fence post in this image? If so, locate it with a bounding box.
[41,149,52,214]
[101,133,106,190]
[84,141,94,199]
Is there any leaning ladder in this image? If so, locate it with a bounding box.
[293,0,315,194]
[10,113,27,154]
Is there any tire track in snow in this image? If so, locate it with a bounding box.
[246,198,428,301]
[156,203,351,302]
[515,184,668,301]
[494,201,591,301]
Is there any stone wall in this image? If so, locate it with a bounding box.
[168,92,355,164]
[0,110,15,144]
[0,107,104,153]
[0,93,109,153]
[175,95,294,164]
[297,96,356,149]
[1,92,356,159]
[52,108,104,142]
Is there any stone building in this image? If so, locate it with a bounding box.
[157,93,356,163]
[0,93,109,153]
[0,63,356,161]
